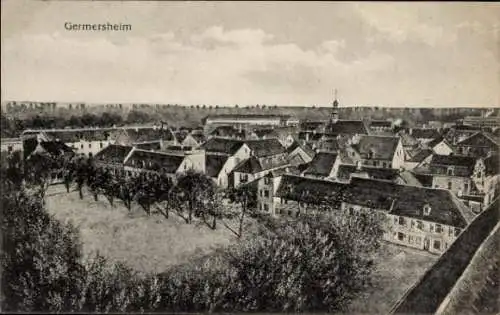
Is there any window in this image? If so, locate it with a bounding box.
[264,204,269,212]
[7,146,13,152]
[264,177,271,185]
[349,207,354,215]
[448,182,453,190]
[264,190,269,198]
[454,228,461,237]
[435,224,442,233]
[398,216,406,226]
[397,232,405,241]
[240,174,248,182]
[80,144,84,149]
[417,221,424,230]
[464,183,469,192]
[89,143,92,148]
[447,167,454,176]
[423,204,431,216]
[415,236,422,244]
[382,162,387,168]
[100,142,103,149]
[430,224,434,232]
[433,240,441,250]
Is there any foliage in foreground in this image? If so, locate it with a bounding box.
[1,181,382,313]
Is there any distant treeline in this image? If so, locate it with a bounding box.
[1,104,488,137]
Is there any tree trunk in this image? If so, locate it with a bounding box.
[212,214,217,230]
[78,187,83,199]
[188,199,193,224]
[238,200,247,238]
[94,192,98,201]
[65,182,70,193]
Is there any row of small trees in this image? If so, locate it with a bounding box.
[1,150,383,313]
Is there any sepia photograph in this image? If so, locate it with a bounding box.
[1,1,499,313]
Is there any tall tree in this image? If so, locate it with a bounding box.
[175,171,216,224]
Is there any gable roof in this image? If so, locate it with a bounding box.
[300,121,326,131]
[94,144,134,164]
[275,174,348,202]
[124,150,185,173]
[234,154,289,174]
[352,135,401,160]
[429,154,477,169]
[244,139,286,157]
[390,198,499,314]
[303,152,338,177]
[201,138,245,155]
[407,148,433,163]
[336,164,400,182]
[209,126,247,139]
[39,141,74,156]
[427,136,450,149]
[347,177,475,227]
[205,154,229,178]
[410,128,442,139]
[325,119,369,135]
[457,131,499,148]
[124,127,176,143]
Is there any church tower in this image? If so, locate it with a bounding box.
[330,89,339,124]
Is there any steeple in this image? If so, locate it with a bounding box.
[331,89,339,124]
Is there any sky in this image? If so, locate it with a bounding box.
[1,1,499,107]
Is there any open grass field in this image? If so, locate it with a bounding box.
[45,185,248,274]
[348,242,439,314]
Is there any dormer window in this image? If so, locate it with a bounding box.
[423,204,431,216]
[447,167,454,176]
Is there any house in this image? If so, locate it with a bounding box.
[93,144,134,171]
[343,177,475,254]
[462,115,500,129]
[201,138,251,187]
[399,132,421,160]
[455,131,499,158]
[472,153,499,207]
[286,141,315,166]
[123,149,204,178]
[413,154,479,196]
[233,139,288,187]
[369,120,393,132]
[253,126,298,148]
[205,155,231,188]
[208,126,251,140]
[0,137,23,155]
[256,174,474,254]
[181,133,205,148]
[403,148,434,170]
[114,126,178,149]
[302,152,339,180]
[335,163,408,184]
[390,199,499,314]
[348,135,405,169]
[409,128,443,144]
[203,114,299,135]
[427,136,454,155]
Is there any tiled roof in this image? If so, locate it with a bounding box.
[429,154,477,171]
[303,152,338,177]
[125,127,176,143]
[410,128,442,139]
[399,132,420,147]
[408,148,433,162]
[124,150,184,173]
[347,177,475,227]
[457,132,499,147]
[370,120,393,128]
[209,126,247,139]
[352,135,400,160]
[135,141,162,151]
[201,138,245,155]
[234,155,289,174]
[275,175,349,203]
[39,141,74,156]
[397,170,423,187]
[427,136,449,149]
[299,121,326,131]
[94,144,134,164]
[336,164,400,181]
[204,114,294,121]
[46,130,111,142]
[390,199,499,314]
[325,120,369,135]
[245,139,286,157]
[205,154,229,177]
